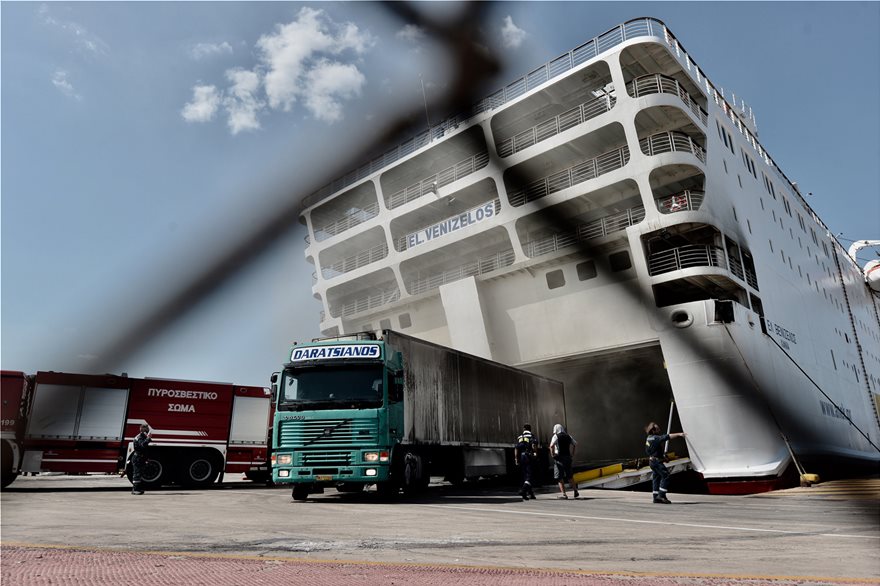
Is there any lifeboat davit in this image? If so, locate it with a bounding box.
[866,259,880,292]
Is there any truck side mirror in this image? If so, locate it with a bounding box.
[270,372,279,401]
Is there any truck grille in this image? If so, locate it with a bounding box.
[302,452,351,466]
[279,418,378,449]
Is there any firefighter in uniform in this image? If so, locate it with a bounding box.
[131,424,151,495]
[644,422,686,503]
[514,424,537,500]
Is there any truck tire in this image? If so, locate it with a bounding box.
[1,442,18,489]
[402,452,427,495]
[140,457,165,488]
[180,454,220,487]
[292,485,309,501]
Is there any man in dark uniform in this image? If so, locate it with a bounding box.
[514,424,537,501]
[131,423,151,495]
[644,422,686,503]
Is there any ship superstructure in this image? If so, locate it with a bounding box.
[298,18,880,490]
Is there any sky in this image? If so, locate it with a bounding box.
[2,2,879,388]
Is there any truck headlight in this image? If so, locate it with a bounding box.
[276,454,292,465]
[278,470,290,478]
[364,452,379,462]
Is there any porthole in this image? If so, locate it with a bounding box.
[671,310,693,328]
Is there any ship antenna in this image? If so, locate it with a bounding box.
[420,74,432,130]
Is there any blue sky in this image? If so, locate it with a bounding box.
[2,2,878,387]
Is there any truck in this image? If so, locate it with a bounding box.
[270,330,565,500]
[1,370,272,489]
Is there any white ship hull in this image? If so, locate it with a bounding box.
[298,18,880,492]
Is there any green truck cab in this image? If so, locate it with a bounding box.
[271,330,564,501]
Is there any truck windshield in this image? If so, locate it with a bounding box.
[279,364,384,410]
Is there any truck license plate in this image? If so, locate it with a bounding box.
[315,475,332,481]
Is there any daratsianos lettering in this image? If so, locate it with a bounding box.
[290,344,381,362]
[405,202,495,249]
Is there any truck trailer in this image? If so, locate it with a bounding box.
[1,370,272,489]
[270,330,565,500]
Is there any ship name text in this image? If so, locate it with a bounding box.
[406,202,496,249]
[764,319,797,349]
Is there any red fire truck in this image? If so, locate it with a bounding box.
[1,370,272,489]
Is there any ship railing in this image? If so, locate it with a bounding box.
[313,202,380,242]
[303,18,668,209]
[639,131,706,163]
[312,271,317,285]
[728,254,745,281]
[508,145,630,207]
[321,242,389,280]
[395,199,502,251]
[522,205,646,258]
[656,190,705,214]
[305,234,311,244]
[387,151,490,210]
[406,249,516,296]
[627,74,708,126]
[648,244,726,276]
[497,95,617,158]
[335,288,401,319]
[745,266,759,290]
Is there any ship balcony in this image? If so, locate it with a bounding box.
[496,95,616,158]
[385,151,490,210]
[326,268,400,319]
[309,180,381,243]
[320,243,389,281]
[400,228,515,297]
[656,190,705,214]
[380,126,488,211]
[648,243,726,275]
[521,204,646,259]
[626,73,708,126]
[639,131,706,163]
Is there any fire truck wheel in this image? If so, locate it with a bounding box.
[181,454,220,487]
[139,458,165,487]
[1,442,18,489]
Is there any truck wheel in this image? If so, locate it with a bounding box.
[140,458,165,488]
[292,485,309,501]
[1,442,18,489]
[181,455,219,487]
[402,452,426,495]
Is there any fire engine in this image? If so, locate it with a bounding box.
[1,370,272,489]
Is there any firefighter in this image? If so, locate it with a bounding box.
[514,424,537,500]
[644,422,686,503]
[131,424,151,495]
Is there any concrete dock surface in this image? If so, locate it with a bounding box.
[2,475,878,585]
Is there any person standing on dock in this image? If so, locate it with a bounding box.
[644,422,686,503]
[514,423,537,501]
[550,424,579,499]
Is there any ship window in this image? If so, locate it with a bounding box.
[769,239,774,252]
[830,349,837,370]
[379,319,392,330]
[609,251,632,272]
[576,261,597,281]
[723,159,728,174]
[546,269,565,290]
[732,207,738,222]
[716,119,723,141]
[398,313,412,329]
[747,219,752,234]
[749,294,764,317]
[737,175,742,189]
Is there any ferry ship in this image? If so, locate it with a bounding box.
[296,18,880,493]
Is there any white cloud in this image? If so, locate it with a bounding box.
[181,84,220,122]
[302,60,366,123]
[396,24,425,43]
[223,69,263,134]
[500,15,527,49]
[182,7,374,134]
[51,70,82,100]
[39,4,110,56]
[190,41,234,61]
